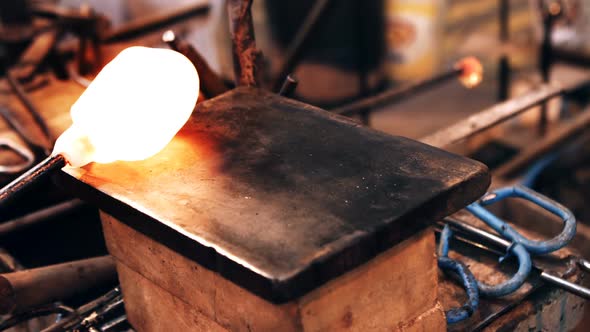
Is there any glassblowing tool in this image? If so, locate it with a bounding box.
[332,56,483,116]
[0,46,200,208]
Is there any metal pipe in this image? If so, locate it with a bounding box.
[272,0,334,92]
[162,30,229,98]
[0,154,67,209]
[0,256,117,314]
[421,83,563,148]
[332,68,462,116]
[0,199,87,236]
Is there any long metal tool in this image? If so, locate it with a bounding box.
[332,67,462,116]
[440,218,590,300]
[0,256,117,314]
[421,83,563,149]
[0,199,86,236]
[272,0,334,91]
[494,109,590,178]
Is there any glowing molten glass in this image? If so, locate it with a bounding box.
[456,56,483,89]
[53,46,200,167]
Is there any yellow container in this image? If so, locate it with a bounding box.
[385,0,445,81]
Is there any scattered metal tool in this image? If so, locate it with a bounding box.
[436,186,589,323]
[421,83,564,149]
[271,0,334,92]
[0,256,117,315]
[440,217,590,300]
[41,287,122,332]
[0,199,87,237]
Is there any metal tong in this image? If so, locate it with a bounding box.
[437,185,589,323]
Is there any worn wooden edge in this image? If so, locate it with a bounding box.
[53,162,489,304]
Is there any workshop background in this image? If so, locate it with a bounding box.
[2,0,590,331]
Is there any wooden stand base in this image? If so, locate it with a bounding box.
[101,212,446,331]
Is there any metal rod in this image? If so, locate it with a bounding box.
[227,0,264,87]
[101,3,210,43]
[162,30,228,98]
[278,75,298,97]
[272,0,334,92]
[42,287,121,332]
[0,256,117,314]
[5,71,53,145]
[420,83,563,148]
[0,154,67,209]
[332,68,462,116]
[0,199,86,236]
[494,109,590,178]
[442,218,590,300]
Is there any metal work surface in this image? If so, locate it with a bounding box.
[56,87,490,303]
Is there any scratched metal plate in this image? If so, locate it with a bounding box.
[56,87,490,303]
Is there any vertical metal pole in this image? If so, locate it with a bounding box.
[498,0,511,101]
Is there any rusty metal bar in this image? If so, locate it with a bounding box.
[0,256,117,314]
[421,83,563,149]
[162,30,229,98]
[272,0,334,91]
[332,68,462,116]
[227,0,263,87]
[0,199,87,236]
[494,110,590,178]
[101,2,209,43]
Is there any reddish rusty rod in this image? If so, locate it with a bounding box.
[0,256,117,314]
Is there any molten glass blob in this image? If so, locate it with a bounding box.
[53,46,200,167]
[456,56,483,89]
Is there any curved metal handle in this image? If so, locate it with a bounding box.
[437,225,479,323]
[467,185,576,255]
[476,243,532,297]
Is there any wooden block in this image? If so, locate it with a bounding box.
[101,212,445,331]
[117,263,227,332]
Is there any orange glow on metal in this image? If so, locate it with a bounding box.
[456,56,483,89]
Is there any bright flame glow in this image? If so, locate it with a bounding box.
[53,46,200,167]
[456,56,483,89]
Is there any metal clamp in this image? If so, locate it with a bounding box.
[467,185,576,255]
[437,225,479,323]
